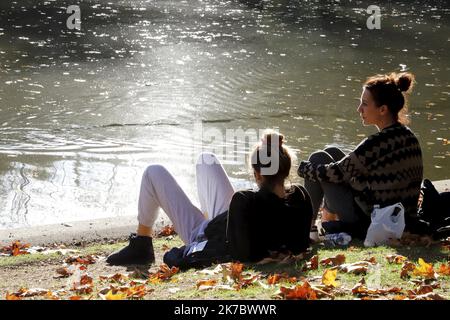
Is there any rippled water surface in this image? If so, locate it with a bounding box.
[0,0,449,229]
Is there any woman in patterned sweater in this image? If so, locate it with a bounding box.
[297,72,423,239]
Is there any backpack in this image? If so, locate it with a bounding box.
[414,179,450,239]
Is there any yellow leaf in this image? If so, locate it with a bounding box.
[413,258,435,279]
[104,290,127,300]
[322,269,339,287]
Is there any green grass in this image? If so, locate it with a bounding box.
[1,236,449,300]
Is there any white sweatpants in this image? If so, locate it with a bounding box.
[137,152,235,244]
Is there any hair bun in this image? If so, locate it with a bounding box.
[262,131,284,147]
[395,72,415,92]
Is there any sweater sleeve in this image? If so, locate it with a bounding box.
[297,141,370,184]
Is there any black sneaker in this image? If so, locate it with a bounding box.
[106,233,155,266]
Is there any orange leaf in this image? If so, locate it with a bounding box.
[100,273,129,284]
[5,292,21,300]
[322,269,339,287]
[69,296,83,300]
[437,263,450,276]
[279,281,318,300]
[303,255,318,271]
[1,241,30,256]
[148,264,179,282]
[267,273,297,285]
[351,278,403,297]
[158,225,177,237]
[126,285,148,299]
[196,279,218,290]
[320,254,346,266]
[80,274,93,286]
[230,262,244,282]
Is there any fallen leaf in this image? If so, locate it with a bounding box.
[45,291,60,300]
[56,265,77,278]
[1,241,30,256]
[399,232,436,247]
[69,296,83,300]
[386,254,407,264]
[196,279,218,290]
[351,278,403,297]
[197,264,223,276]
[279,281,318,300]
[338,261,374,275]
[392,295,408,300]
[104,290,127,300]
[364,257,377,264]
[17,288,49,297]
[407,285,434,297]
[65,255,97,265]
[230,262,244,282]
[302,255,318,271]
[437,263,450,276]
[412,292,446,300]
[267,273,297,285]
[99,273,129,284]
[412,258,436,279]
[322,269,339,287]
[80,274,93,286]
[400,261,416,279]
[320,254,346,267]
[158,225,177,237]
[237,275,260,289]
[72,285,93,295]
[5,292,21,300]
[148,264,179,283]
[125,285,148,299]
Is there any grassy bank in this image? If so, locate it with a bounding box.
[1,234,449,300]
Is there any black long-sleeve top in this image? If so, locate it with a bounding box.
[224,185,313,262]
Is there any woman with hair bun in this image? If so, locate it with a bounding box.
[107,130,313,266]
[298,72,423,239]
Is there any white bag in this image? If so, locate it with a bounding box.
[364,202,405,247]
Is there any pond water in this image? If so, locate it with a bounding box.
[0,0,449,229]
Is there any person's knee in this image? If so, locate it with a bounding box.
[308,151,334,165]
[323,147,345,161]
[197,152,220,166]
[143,164,169,182]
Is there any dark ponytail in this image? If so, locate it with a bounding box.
[250,130,292,189]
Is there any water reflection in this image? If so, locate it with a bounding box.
[0,0,449,229]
